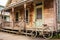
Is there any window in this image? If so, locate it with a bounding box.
[4,16,10,21]
[36,8,42,19]
[2,16,3,19]
[15,12,19,22]
[4,16,6,20]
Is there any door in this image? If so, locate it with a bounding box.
[26,9,29,23]
[15,12,19,22]
[35,6,43,27]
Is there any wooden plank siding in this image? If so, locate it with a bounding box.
[44,0,56,31]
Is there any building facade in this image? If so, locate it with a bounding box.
[2,0,60,33]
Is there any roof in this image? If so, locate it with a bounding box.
[4,0,33,10]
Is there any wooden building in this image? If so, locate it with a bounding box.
[1,0,60,34]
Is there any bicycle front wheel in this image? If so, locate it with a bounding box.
[43,31,53,39]
[42,27,53,39]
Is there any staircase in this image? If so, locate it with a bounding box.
[0,28,35,36]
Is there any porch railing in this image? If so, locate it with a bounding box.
[2,20,25,30]
[13,20,25,30]
[2,21,12,29]
[2,20,55,31]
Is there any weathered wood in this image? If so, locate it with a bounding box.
[24,2,26,30]
[12,7,15,29]
[1,0,57,35]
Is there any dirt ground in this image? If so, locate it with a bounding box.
[0,32,59,40]
[0,32,44,40]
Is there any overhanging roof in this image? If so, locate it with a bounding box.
[4,0,33,10]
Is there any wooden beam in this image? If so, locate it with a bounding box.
[1,10,5,28]
[24,2,27,31]
[24,3,26,20]
[0,10,3,28]
[12,7,15,29]
[53,0,57,31]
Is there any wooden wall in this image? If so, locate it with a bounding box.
[44,0,56,30]
[9,0,57,30]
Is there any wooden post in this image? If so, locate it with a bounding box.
[24,1,27,36]
[24,2,26,31]
[0,10,3,28]
[2,10,5,28]
[12,7,15,29]
[54,0,57,31]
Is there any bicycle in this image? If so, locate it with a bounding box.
[18,19,53,39]
[30,22,53,39]
[41,24,53,39]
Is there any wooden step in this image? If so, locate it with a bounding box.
[0,28,18,34]
[21,31,34,35]
[1,28,18,32]
[0,28,35,36]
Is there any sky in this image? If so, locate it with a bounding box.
[0,0,8,6]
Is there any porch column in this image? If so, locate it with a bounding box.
[12,7,15,29]
[0,10,3,28]
[54,0,57,31]
[24,0,26,30]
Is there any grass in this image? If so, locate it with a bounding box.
[52,33,60,39]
